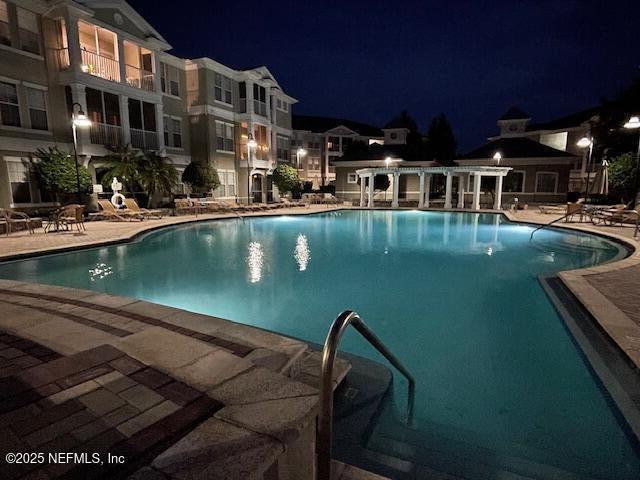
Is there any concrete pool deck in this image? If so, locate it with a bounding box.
[0,205,639,478]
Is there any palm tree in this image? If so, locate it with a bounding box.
[101,144,141,196]
[137,151,178,206]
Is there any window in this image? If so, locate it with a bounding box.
[7,160,32,204]
[347,173,358,184]
[214,73,232,104]
[172,118,182,148]
[163,115,169,146]
[535,172,558,193]
[328,136,340,152]
[276,98,288,112]
[254,125,268,160]
[217,170,236,197]
[253,84,266,116]
[160,62,180,96]
[0,1,10,46]
[238,81,247,113]
[277,135,289,162]
[26,87,47,130]
[0,81,20,127]
[503,171,525,193]
[17,7,40,54]
[216,121,234,152]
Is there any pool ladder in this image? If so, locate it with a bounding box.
[316,310,415,480]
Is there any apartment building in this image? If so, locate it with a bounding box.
[290,115,383,188]
[0,0,296,211]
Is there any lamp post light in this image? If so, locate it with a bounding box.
[71,102,92,204]
[493,151,502,164]
[577,136,594,203]
[624,116,640,208]
[247,133,257,204]
[296,147,307,169]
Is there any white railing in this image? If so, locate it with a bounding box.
[125,64,155,92]
[131,128,158,150]
[90,122,122,147]
[80,49,120,82]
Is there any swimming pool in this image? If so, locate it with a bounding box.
[0,210,638,479]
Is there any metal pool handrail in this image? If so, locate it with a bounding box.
[317,310,415,480]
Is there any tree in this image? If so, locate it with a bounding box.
[608,153,638,202]
[101,145,141,195]
[32,147,92,202]
[374,174,390,191]
[426,113,457,165]
[137,151,178,206]
[272,164,300,194]
[181,161,220,194]
[385,110,419,132]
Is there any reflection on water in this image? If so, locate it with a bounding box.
[88,262,113,282]
[294,234,310,271]
[247,241,264,283]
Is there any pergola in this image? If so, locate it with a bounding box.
[355,165,512,210]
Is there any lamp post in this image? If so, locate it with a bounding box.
[296,147,307,169]
[247,133,257,204]
[624,116,640,208]
[577,136,594,203]
[71,102,92,204]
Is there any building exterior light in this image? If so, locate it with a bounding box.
[624,116,640,130]
[492,151,502,163]
[296,148,307,168]
[576,137,592,148]
[72,112,92,128]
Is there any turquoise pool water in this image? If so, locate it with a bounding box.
[0,210,637,479]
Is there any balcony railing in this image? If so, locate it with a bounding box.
[131,128,158,150]
[125,64,155,92]
[80,49,120,82]
[90,122,122,147]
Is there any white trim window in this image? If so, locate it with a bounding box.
[163,114,169,146]
[217,169,236,197]
[215,121,234,152]
[503,170,525,193]
[253,84,266,116]
[276,135,289,162]
[17,7,40,55]
[214,73,232,105]
[160,62,180,97]
[535,171,559,193]
[6,158,32,204]
[0,81,20,127]
[347,173,358,184]
[171,118,182,148]
[275,98,289,112]
[25,86,47,130]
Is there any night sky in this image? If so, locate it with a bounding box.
[128,0,640,151]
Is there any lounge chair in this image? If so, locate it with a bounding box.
[592,208,639,226]
[96,200,143,221]
[0,208,35,236]
[537,204,566,214]
[174,198,203,216]
[124,198,163,219]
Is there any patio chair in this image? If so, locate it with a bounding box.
[564,202,584,222]
[124,198,163,219]
[97,199,143,221]
[174,198,202,216]
[0,208,35,236]
[592,208,639,226]
[57,204,85,232]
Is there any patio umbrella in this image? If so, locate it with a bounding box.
[589,160,609,195]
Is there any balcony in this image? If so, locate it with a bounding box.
[90,122,122,147]
[80,49,120,82]
[131,128,158,150]
[53,47,70,70]
[125,64,154,92]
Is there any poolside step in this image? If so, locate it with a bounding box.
[332,460,391,480]
[295,348,352,391]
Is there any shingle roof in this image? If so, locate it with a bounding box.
[499,106,530,121]
[461,137,577,160]
[292,115,383,137]
[527,106,599,131]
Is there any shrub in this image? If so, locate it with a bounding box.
[272,164,301,194]
[182,161,220,194]
[32,147,92,201]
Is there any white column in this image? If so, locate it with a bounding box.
[323,135,329,186]
[155,103,165,153]
[472,173,482,210]
[418,173,425,208]
[65,14,82,76]
[119,95,131,146]
[457,175,465,209]
[117,36,126,84]
[368,174,374,208]
[359,176,366,207]
[444,173,453,209]
[69,83,90,149]
[494,175,504,210]
[392,172,400,208]
[424,175,431,208]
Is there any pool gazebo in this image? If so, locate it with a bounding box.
[355,165,513,210]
